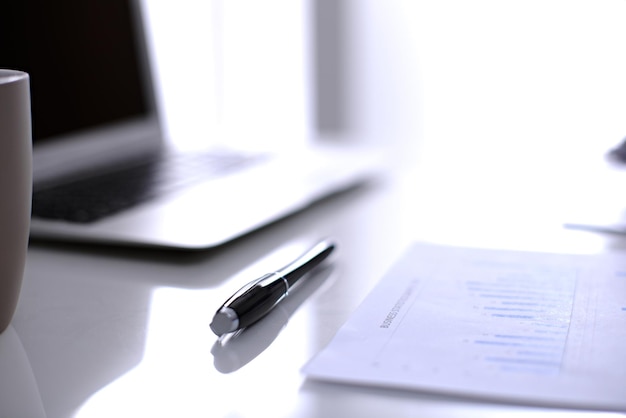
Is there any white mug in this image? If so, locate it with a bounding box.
[0,69,32,333]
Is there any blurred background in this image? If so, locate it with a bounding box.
[145,0,423,157]
[143,0,626,251]
[146,0,626,161]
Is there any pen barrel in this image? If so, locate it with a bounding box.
[228,273,288,329]
[280,240,335,287]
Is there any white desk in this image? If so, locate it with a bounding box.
[4,132,626,417]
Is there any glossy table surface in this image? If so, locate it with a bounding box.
[4,131,626,417]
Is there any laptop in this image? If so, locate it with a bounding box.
[1,0,379,250]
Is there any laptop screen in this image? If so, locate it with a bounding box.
[0,1,151,143]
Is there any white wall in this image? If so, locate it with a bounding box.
[141,1,218,150]
[324,0,626,164]
[144,0,626,163]
[143,0,312,151]
[314,1,422,145]
[406,0,626,165]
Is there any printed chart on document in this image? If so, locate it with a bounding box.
[376,256,576,376]
[304,244,626,410]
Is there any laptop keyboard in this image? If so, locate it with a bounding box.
[32,150,265,223]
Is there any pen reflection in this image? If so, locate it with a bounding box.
[211,265,334,374]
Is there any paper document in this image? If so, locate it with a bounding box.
[303,244,626,410]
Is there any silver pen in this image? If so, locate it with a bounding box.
[210,240,336,336]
